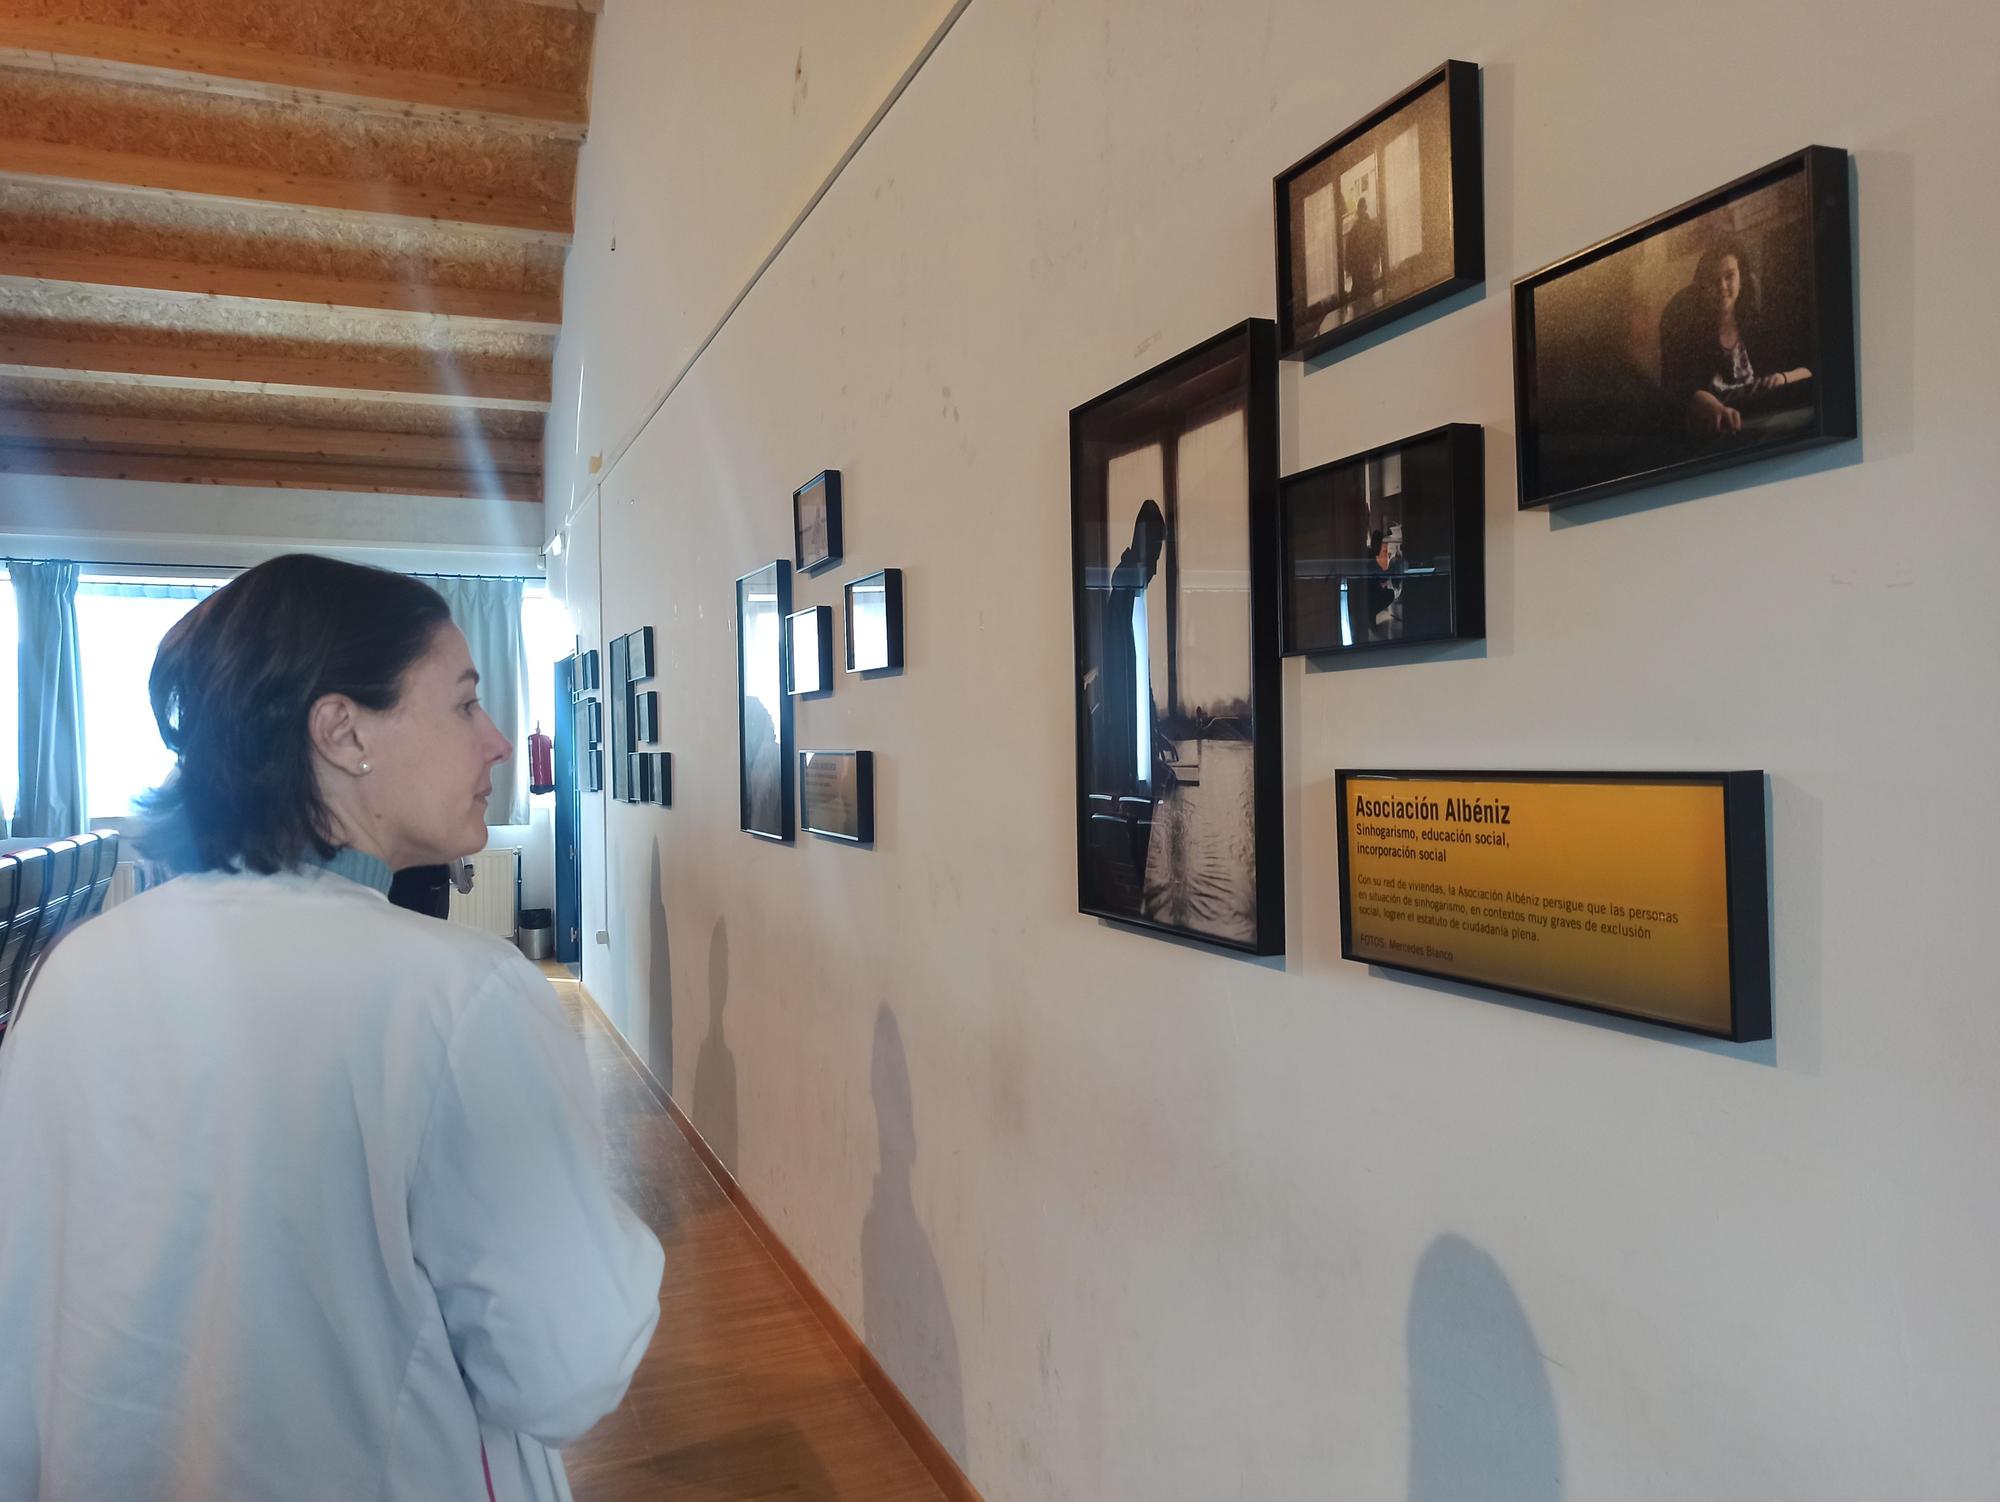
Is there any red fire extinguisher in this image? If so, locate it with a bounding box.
[527,723,555,795]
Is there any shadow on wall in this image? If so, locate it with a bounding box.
[691,915,739,1174]
[1407,1234,1563,1502]
[861,1005,966,1465]
[646,840,673,1095]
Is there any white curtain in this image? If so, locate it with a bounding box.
[1172,408,1251,716]
[423,576,530,826]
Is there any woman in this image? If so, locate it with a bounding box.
[1659,233,1812,438]
[0,555,663,1501]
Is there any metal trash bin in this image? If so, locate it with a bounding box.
[518,907,554,960]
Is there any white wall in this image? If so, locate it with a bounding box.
[544,0,960,526]
[567,1,2000,1497]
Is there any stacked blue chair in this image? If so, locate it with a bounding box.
[0,848,50,1044]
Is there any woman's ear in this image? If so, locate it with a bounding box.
[308,693,370,776]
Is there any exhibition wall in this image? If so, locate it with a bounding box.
[550,0,2000,1496]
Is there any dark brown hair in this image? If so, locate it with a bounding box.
[140,554,452,874]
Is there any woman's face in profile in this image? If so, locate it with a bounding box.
[357,624,512,866]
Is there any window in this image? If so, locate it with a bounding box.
[75,581,220,820]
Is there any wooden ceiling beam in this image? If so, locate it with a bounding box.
[0,244,561,334]
[0,445,542,502]
[0,334,551,411]
[500,0,603,13]
[0,138,572,244]
[0,18,587,140]
[0,411,542,472]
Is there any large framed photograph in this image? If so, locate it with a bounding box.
[1274,60,1483,361]
[1069,318,1284,955]
[1513,145,1855,509]
[794,470,843,573]
[800,749,874,843]
[735,561,794,841]
[1281,423,1484,655]
[844,568,904,674]
[1336,770,1771,1041]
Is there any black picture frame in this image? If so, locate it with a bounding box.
[582,750,601,793]
[786,605,834,696]
[1512,145,1856,509]
[628,752,649,803]
[794,470,844,573]
[1274,60,1483,362]
[635,690,659,744]
[626,625,654,680]
[582,697,601,748]
[608,634,630,801]
[1334,769,1772,1041]
[736,561,794,841]
[1281,423,1485,656]
[844,568,904,674]
[799,749,874,844]
[1069,318,1284,956]
[650,752,672,808]
[580,649,600,692]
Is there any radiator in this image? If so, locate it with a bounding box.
[448,847,520,940]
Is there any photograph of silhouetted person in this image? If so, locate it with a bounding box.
[1344,194,1385,308]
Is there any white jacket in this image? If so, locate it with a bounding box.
[0,864,663,1501]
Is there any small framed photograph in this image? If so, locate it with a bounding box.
[736,561,794,840]
[1513,145,1856,509]
[1281,424,1484,655]
[844,568,904,673]
[800,749,874,844]
[582,750,601,793]
[1274,60,1483,362]
[635,690,659,744]
[787,605,834,696]
[794,470,844,574]
[651,752,672,808]
[626,625,654,680]
[580,649,600,692]
[582,697,601,748]
[628,752,650,803]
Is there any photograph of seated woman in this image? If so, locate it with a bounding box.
[1524,174,1819,500]
[1658,233,1814,440]
[0,554,663,1501]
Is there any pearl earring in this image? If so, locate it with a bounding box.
[358,762,372,774]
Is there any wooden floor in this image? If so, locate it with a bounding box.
[542,965,947,1502]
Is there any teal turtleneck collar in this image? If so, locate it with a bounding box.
[303,845,395,897]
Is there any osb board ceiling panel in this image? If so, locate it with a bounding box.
[0,374,546,439]
[0,0,592,96]
[0,313,548,377]
[0,283,556,360]
[0,72,577,211]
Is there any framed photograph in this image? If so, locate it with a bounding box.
[650,752,672,808]
[627,625,654,680]
[628,752,650,803]
[799,749,874,843]
[1274,60,1483,362]
[582,750,601,793]
[580,649,600,692]
[794,470,844,573]
[582,697,601,748]
[787,605,834,696]
[1513,145,1856,509]
[844,568,904,674]
[608,634,630,802]
[736,561,794,841]
[1336,770,1771,1041]
[1281,423,1484,655]
[635,690,659,744]
[1069,318,1284,956]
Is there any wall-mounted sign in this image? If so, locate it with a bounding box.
[1336,770,1770,1040]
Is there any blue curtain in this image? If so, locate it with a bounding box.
[424,575,529,826]
[12,559,87,838]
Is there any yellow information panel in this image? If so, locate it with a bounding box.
[1338,771,1769,1039]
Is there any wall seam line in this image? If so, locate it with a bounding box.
[582,0,975,501]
